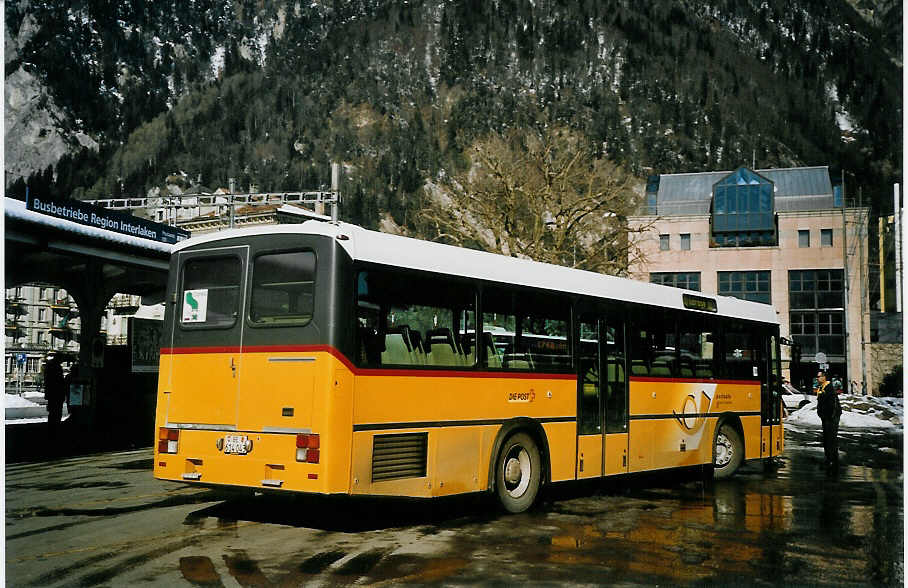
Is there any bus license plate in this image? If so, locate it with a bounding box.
[223,435,248,455]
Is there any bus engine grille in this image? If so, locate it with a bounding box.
[371,433,428,482]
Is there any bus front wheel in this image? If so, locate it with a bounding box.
[713,423,743,479]
[494,432,542,513]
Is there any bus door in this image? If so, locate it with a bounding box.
[166,246,249,429]
[602,320,629,475]
[577,315,628,479]
[236,249,320,434]
[762,334,784,457]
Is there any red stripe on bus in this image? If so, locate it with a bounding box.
[629,376,760,386]
[161,344,577,381]
[352,368,576,380]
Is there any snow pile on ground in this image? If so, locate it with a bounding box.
[5,393,49,420]
[785,394,903,431]
[5,393,40,409]
[5,393,71,423]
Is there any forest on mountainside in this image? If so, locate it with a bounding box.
[5,0,902,229]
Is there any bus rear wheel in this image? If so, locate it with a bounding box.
[713,423,743,479]
[494,432,542,513]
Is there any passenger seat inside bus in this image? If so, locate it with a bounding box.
[503,353,533,370]
[482,332,502,368]
[694,361,713,378]
[407,329,427,365]
[651,354,674,377]
[381,333,413,365]
[388,325,425,365]
[631,359,648,376]
[678,356,695,378]
[426,328,462,366]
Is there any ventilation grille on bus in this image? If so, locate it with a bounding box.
[371,433,428,482]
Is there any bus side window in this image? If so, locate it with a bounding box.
[679,317,714,379]
[722,322,760,380]
[482,287,571,373]
[355,269,476,369]
[630,313,677,378]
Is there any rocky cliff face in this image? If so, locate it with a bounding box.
[5,10,91,184]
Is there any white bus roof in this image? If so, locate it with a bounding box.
[174,221,779,325]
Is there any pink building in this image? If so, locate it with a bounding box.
[629,166,871,393]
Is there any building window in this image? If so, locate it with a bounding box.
[821,228,833,247]
[789,270,845,358]
[718,271,771,304]
[790,311,845,356]
[680,233,691,250]
[711,167,776,247]
[36,331,44,345]
[659,234,670,251]
[650,272,700,291]
[798,230,810,248]
[789,269,844,309]
[38,308,46,322]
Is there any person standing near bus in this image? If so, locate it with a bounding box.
[44,354,65,441]
[815,370,841,466]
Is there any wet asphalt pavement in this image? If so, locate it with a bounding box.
[5,426,903,586]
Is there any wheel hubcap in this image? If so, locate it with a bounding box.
[715,432,733,467]
[503,446,531,498]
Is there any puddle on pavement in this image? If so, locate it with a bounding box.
[534,453,901,585]
[179,556,222,587]
[223,550,270,585]
[165,431,900,586]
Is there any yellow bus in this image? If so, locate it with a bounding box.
[154,221,784,512]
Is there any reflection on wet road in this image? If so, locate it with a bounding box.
[5,429,902,586]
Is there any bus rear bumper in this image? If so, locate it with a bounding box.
[153,428,345,494]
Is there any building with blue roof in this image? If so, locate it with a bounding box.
[629,166,871,393]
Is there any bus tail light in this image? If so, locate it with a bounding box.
[296,433,320,463]
[158,428,179,454]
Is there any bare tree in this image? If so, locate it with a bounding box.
[419,127,652,275]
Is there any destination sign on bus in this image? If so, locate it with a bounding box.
[682,293,717,313]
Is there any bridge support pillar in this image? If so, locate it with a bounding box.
[67,260,116,429]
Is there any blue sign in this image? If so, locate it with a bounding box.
[16,353,26,365]
[26,193,190,244]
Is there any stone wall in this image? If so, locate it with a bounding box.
[868,343,903,396]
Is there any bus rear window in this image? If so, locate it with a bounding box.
[181,257,241,328]
[250,251,316,326]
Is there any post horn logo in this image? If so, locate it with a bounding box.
[673,390,714,433]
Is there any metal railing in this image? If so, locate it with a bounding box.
[87,191,339,211]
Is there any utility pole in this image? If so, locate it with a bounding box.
[879,216,886,311]
[841,172,849,384]
[228,178,236,229]
[895,184,902,313]
[331,162,340,223]
[858,188,867,396]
